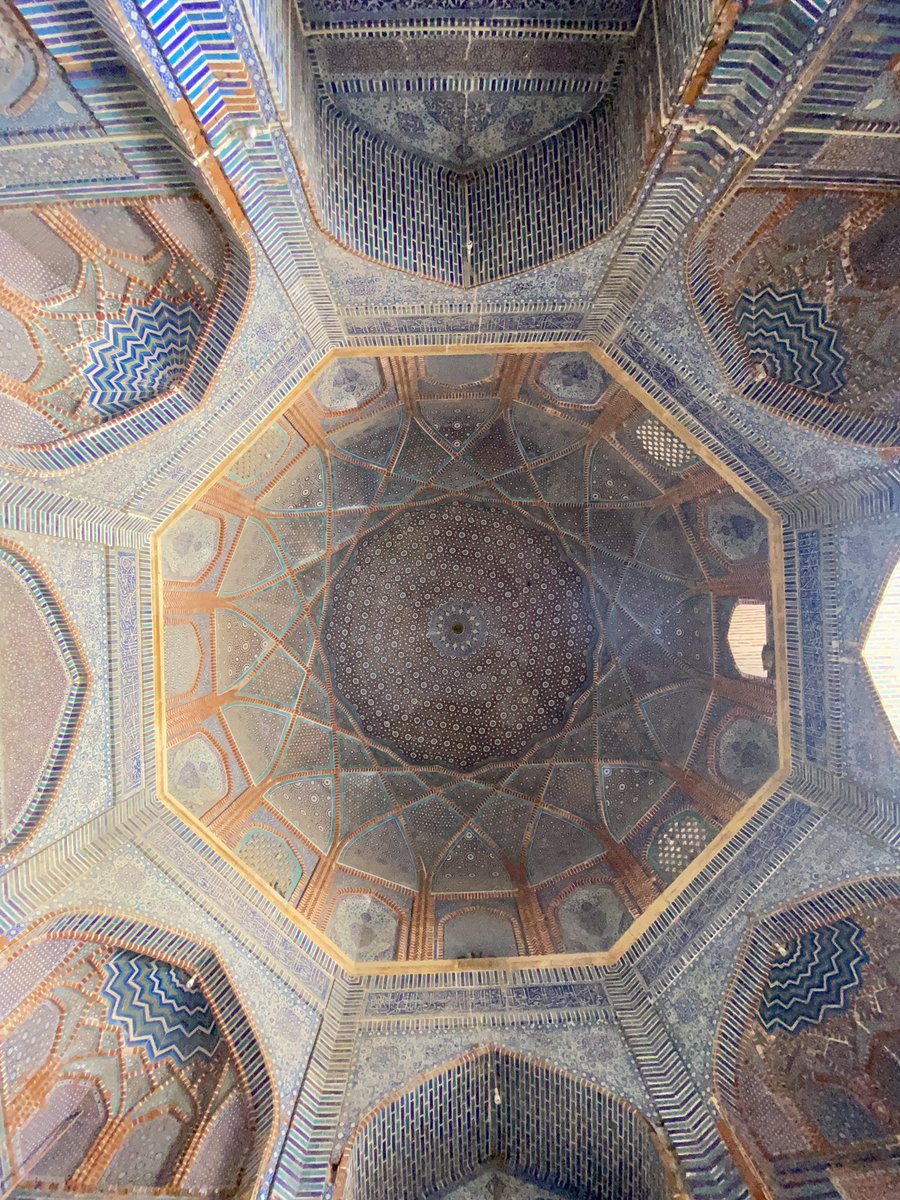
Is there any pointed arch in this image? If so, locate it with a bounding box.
[713,875,900,1197]
[0,197,252,472]
[334,1047,674,1200]
[0,540,89,859]
[0,909,277,1196]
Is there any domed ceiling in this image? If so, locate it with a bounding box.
[157,348,784,964]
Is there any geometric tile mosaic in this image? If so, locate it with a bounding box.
[156,349,784,963]
[102,951,223,1064]
[0,920,272,1196]
[757,918,868,1036]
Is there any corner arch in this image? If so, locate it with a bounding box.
[0,197,253,473]
[334,1046,675,1200]
[437,907,524,960]
[713,874,900,1198]
[0,909,277,1196]
[687,188,900,446]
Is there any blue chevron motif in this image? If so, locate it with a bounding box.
[734,286,847,398]
[102,951,221,1064]
[84,297,206,417]
[758,918,868,1036]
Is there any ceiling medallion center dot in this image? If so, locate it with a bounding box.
[428,600,488,660]
[323,499,597,771]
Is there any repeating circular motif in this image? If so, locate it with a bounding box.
[323,500,597,769]
[427,599,488,659]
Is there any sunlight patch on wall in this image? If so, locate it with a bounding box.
[727,600,769,679]
[863,560,900,742]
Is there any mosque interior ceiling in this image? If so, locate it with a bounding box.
[0,0,897,1195]
[156,348,785,964]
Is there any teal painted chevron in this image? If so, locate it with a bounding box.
[735,286,847,399]
[758,918,868,1035]
[102,951,221,1064]
[85,297,206,417]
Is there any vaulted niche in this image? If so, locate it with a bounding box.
[334,1048,675,1200]
[285,2,713,284]
[0,915,275,1195]
[715,880,900,1197]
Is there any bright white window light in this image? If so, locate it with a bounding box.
[727,601,768,678]
[863,560,900,742]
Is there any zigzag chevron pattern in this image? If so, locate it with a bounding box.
[102,951,221,1064]
[757,917,868,1035]
[84,297,206,416]
[734,286,847,398]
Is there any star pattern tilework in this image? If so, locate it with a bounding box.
[325,501,597,769]
[160,351,781,961]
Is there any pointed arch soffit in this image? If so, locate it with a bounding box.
[0,0,264,474]
[65,0,683,291]
[0,197,254,474]
[712,874,900,1197]
[151,341,792,973]
[0,540,90,860]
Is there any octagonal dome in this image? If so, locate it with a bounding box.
[154,347,786,966]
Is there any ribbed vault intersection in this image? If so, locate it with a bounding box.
[157,347,784,965]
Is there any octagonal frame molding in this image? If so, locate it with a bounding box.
[151,341,791,977]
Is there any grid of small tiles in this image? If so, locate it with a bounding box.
[339,1048,669,1200]
[297,17,663,286]
[650,814,714,878]
[796,529,828,763]
[635,417,695,470]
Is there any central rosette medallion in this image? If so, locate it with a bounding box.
[323,500,597,770]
